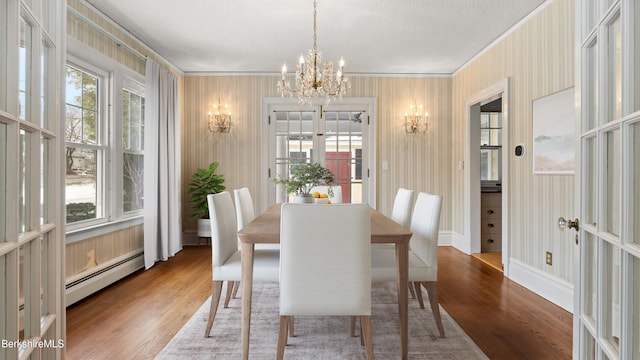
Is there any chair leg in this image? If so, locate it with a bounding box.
[424,281,446,338]
[223,281,235,308]
[359,317,364,346]
[413,281,425,309]
[277,315,290,360]
[204,280,224,337]
[360,316,375,360]
[232,280,240,299]
[288,316,295,338]
[349,316,357,337]
[408,281,416,299]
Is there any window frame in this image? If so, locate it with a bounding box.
[65,46,145,243]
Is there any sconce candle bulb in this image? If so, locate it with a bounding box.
[404,101,429,134]
[208,99,232,133]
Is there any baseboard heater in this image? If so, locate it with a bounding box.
[66,250,145,306]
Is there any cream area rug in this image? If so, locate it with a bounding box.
[157,282,488,359]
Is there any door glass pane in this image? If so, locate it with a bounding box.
[19,129,31,234]
[41,137,50,224]
[324,111,363,203]
[41,234,50,318]
[19,16,32,122]
[585,41,598,131]
[583,136,597,226]
[41,40,49,129]
[583,232,597,323]
[582,324,596,360]
[607,14,621,121]
[584,0,597,36]
[274,111,314,203]
[632,255,640,360]
[0,123,6,243]
[605,129,620,236]
[632,121,640,246]
[635,2,640,113]
[0,2,7,111]
[604,242,621,355]
[18,245,25,341]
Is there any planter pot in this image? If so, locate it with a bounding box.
[197,218,212,238]
[293,195,314,204]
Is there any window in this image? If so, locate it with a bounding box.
[65,64,103,225]
[122,83,145,213]
[480,111,502,183]
[64,58,145,232]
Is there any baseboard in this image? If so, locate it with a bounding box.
[66,250,144,306]
[437,231,454,246]
[508,258,574,313]
[450,231,472,254]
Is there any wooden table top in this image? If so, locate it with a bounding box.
[238,203,412,244]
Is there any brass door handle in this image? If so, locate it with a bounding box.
[558,217,579,231]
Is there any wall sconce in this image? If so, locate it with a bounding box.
[208,100,232,133]
[404,102,428,134]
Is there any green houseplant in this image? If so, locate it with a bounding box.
[188,162,225,237]
[273,162,335,202]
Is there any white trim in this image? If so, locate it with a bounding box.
[509,258,574,313]
[184,72,453,78]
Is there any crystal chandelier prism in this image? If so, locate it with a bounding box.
[277,0,350,106]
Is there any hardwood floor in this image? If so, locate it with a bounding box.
[65,246,572,359]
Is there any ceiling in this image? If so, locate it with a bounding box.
[85,0,547,75]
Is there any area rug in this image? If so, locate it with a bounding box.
[157,282,488,359]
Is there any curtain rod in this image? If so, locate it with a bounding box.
[67,6,147,61]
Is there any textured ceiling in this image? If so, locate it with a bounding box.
[85,0,547,75]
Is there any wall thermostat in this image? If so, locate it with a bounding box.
[515,144,525,157]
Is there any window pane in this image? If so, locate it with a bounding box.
[607,14,621,121]
[632,255,640,360]
[0,123,6,242]
[19,129,31,234]
[635,3,640,113]
[604,242,621,354]
[123,153,143,212]
[0,1,7,111]
[41,40,48,129]
[583,136,597,226]
[481,149,501,181]
[41,137,51,225]
[65,147,98,223]
[19,16,32,121]
[605,129,620,236]
[65,66,99,145]
[585,41,598,131]
[41,234,50,318]
[632,121,640,246]
[582,232,597,323]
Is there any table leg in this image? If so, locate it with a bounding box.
[396,242,409,360]
[241,243,255,360]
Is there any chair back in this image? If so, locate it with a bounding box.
[234,187,255,231]
[409,192,442,269]
[391,188,414,228]
[310,185,343,203]
[280,203,371,316]
[207,192,238,267]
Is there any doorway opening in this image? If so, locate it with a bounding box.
[463,78,510,276]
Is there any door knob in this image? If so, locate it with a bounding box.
[558,217,579,231]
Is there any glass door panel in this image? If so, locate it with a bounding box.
[323,110,363,203]
[606,13,621,121]
[631,121,640,247]
[603,242,621,355]
[583,232,597,324]
[583,135,597,226]
[585,40,598,131]
[604,129,620,236]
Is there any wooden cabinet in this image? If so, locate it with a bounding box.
[481,192,501,252]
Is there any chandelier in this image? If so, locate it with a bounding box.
[277,0,350,106]
[404,102,429,134]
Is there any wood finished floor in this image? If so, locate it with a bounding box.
[65,246,572,359]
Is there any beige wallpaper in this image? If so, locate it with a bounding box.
[452,0,576,282]
[182,75,453,234]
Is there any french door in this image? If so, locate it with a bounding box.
[263,98,376,208]
[574,0,640,359]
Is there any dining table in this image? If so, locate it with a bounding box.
[237,203,413,360]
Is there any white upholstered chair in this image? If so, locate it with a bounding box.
[204,191,280,337]
[391,188,415,229]
[310,185,343,203]
[371,192,446,337]
[234,187,280,251]
[277,203,374,360]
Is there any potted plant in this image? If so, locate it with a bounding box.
[273,162,335,203]
[188,161,226,237]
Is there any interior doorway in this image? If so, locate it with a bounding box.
[463,78,510,276]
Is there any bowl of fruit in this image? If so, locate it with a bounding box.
[312,192,331,204]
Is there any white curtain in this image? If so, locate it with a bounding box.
[144,58,182,269]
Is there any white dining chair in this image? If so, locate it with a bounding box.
[391,188,415,229]
[370,192,446,338]
[310,185,343,203]
[204,191,280,338]
[277,203,374,359]
[234,187,279,251]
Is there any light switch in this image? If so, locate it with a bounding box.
[382,161,389,171]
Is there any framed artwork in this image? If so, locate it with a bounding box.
[532,87,575,174]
